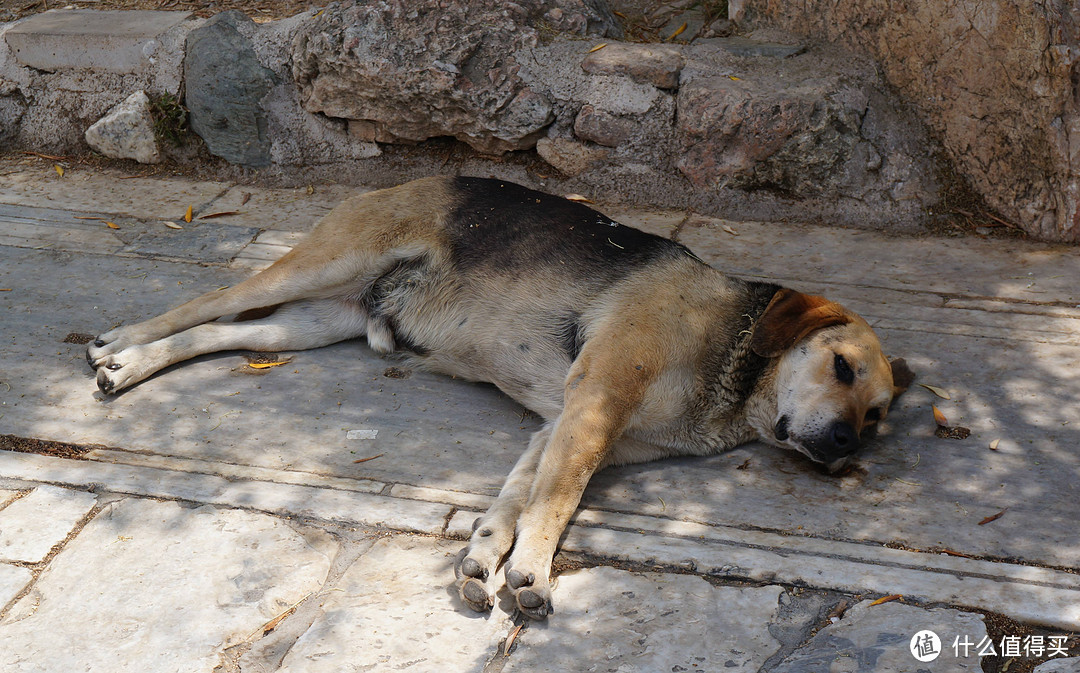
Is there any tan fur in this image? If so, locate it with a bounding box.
[87,176,907,620]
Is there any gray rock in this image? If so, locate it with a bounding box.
[580,41,685,89]
[184,10,276,167]
[84,91,161,164]
[574,104,637,147]
[772,600,987,672]
[536,136,609,176]
[291,1,616,154]
[676,71,864,197]
[3,9,191,74]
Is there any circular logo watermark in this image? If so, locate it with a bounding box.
[910,630,942,662]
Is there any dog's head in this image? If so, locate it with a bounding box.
[751,289,912,473]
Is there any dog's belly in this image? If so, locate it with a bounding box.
[374,272,587,420]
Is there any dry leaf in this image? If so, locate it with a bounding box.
[919,383,951,400]
[504,624,523,656]
[978,508,1007,525]
[198,211,241,220]
[722,225,739,236]
[163,221,184,230]
[73,216,107,221]
[184,205,193,223]
[989,438,1000,450]
[306,185,315,195]
[0,288,12,292]
[54,164,65,178]
[728,75,742,81]
[587,42,608,53]
[667,21,688,40]
[869,594,902,606]
[564,193,593,203]
[248,361,289,369]
[932,405,948,427]
[352,453,385,464]
[240,192,252,206]
[105,221,120,230]
[941,549,974,558]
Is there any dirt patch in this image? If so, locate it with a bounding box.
[0,434,95,459]
[62,332,94,345]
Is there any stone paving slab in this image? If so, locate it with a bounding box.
[0,564,32,608]
[0,497,334,673]
[0,165,230,222]
[0,485,96,563]
[1,171,1079,644]
[0,451,452,535]
[504,568,784,672]
[278,535,515,672]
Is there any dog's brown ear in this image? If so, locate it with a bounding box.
[751,288,851,358]
[888,357,915,399]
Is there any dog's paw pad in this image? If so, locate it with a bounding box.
[506,568,535,590]
[515,587,553,620]
[460,578,495,612]
[459,557,488,581]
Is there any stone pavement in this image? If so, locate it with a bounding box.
[0,155,1078,671]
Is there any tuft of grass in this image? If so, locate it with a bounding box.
[148,93,189,147]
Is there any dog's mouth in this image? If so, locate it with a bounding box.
[773,414,854,475]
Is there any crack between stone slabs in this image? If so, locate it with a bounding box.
[0,496,118,622]
[215,527,378,673]
[192,185,237,221]
[565,518,1080,591]
[569,499,1080,575]
[82,447,386,493]
[668,211,694,242]
[0,487,33,514]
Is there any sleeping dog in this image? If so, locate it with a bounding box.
[87,176,910,619]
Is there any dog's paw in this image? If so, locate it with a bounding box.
[86,326,134,368]
[456,515,516,612]
[92,346,153,394]
[506,565,553,620]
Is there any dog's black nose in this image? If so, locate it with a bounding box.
[829,421,858,455]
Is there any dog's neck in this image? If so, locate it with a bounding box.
[691,281,781,445]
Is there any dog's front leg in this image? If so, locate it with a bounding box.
[457,423,552,611]
[503,355,652,619]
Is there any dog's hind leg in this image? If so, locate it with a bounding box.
[457,423,552,612]
[93,298,368,394]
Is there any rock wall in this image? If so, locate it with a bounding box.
[736,0,1080,241]
[0,4,943,233]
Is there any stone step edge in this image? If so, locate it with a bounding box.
[1,449,1077,630]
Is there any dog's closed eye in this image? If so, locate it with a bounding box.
[834,352,854,385]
